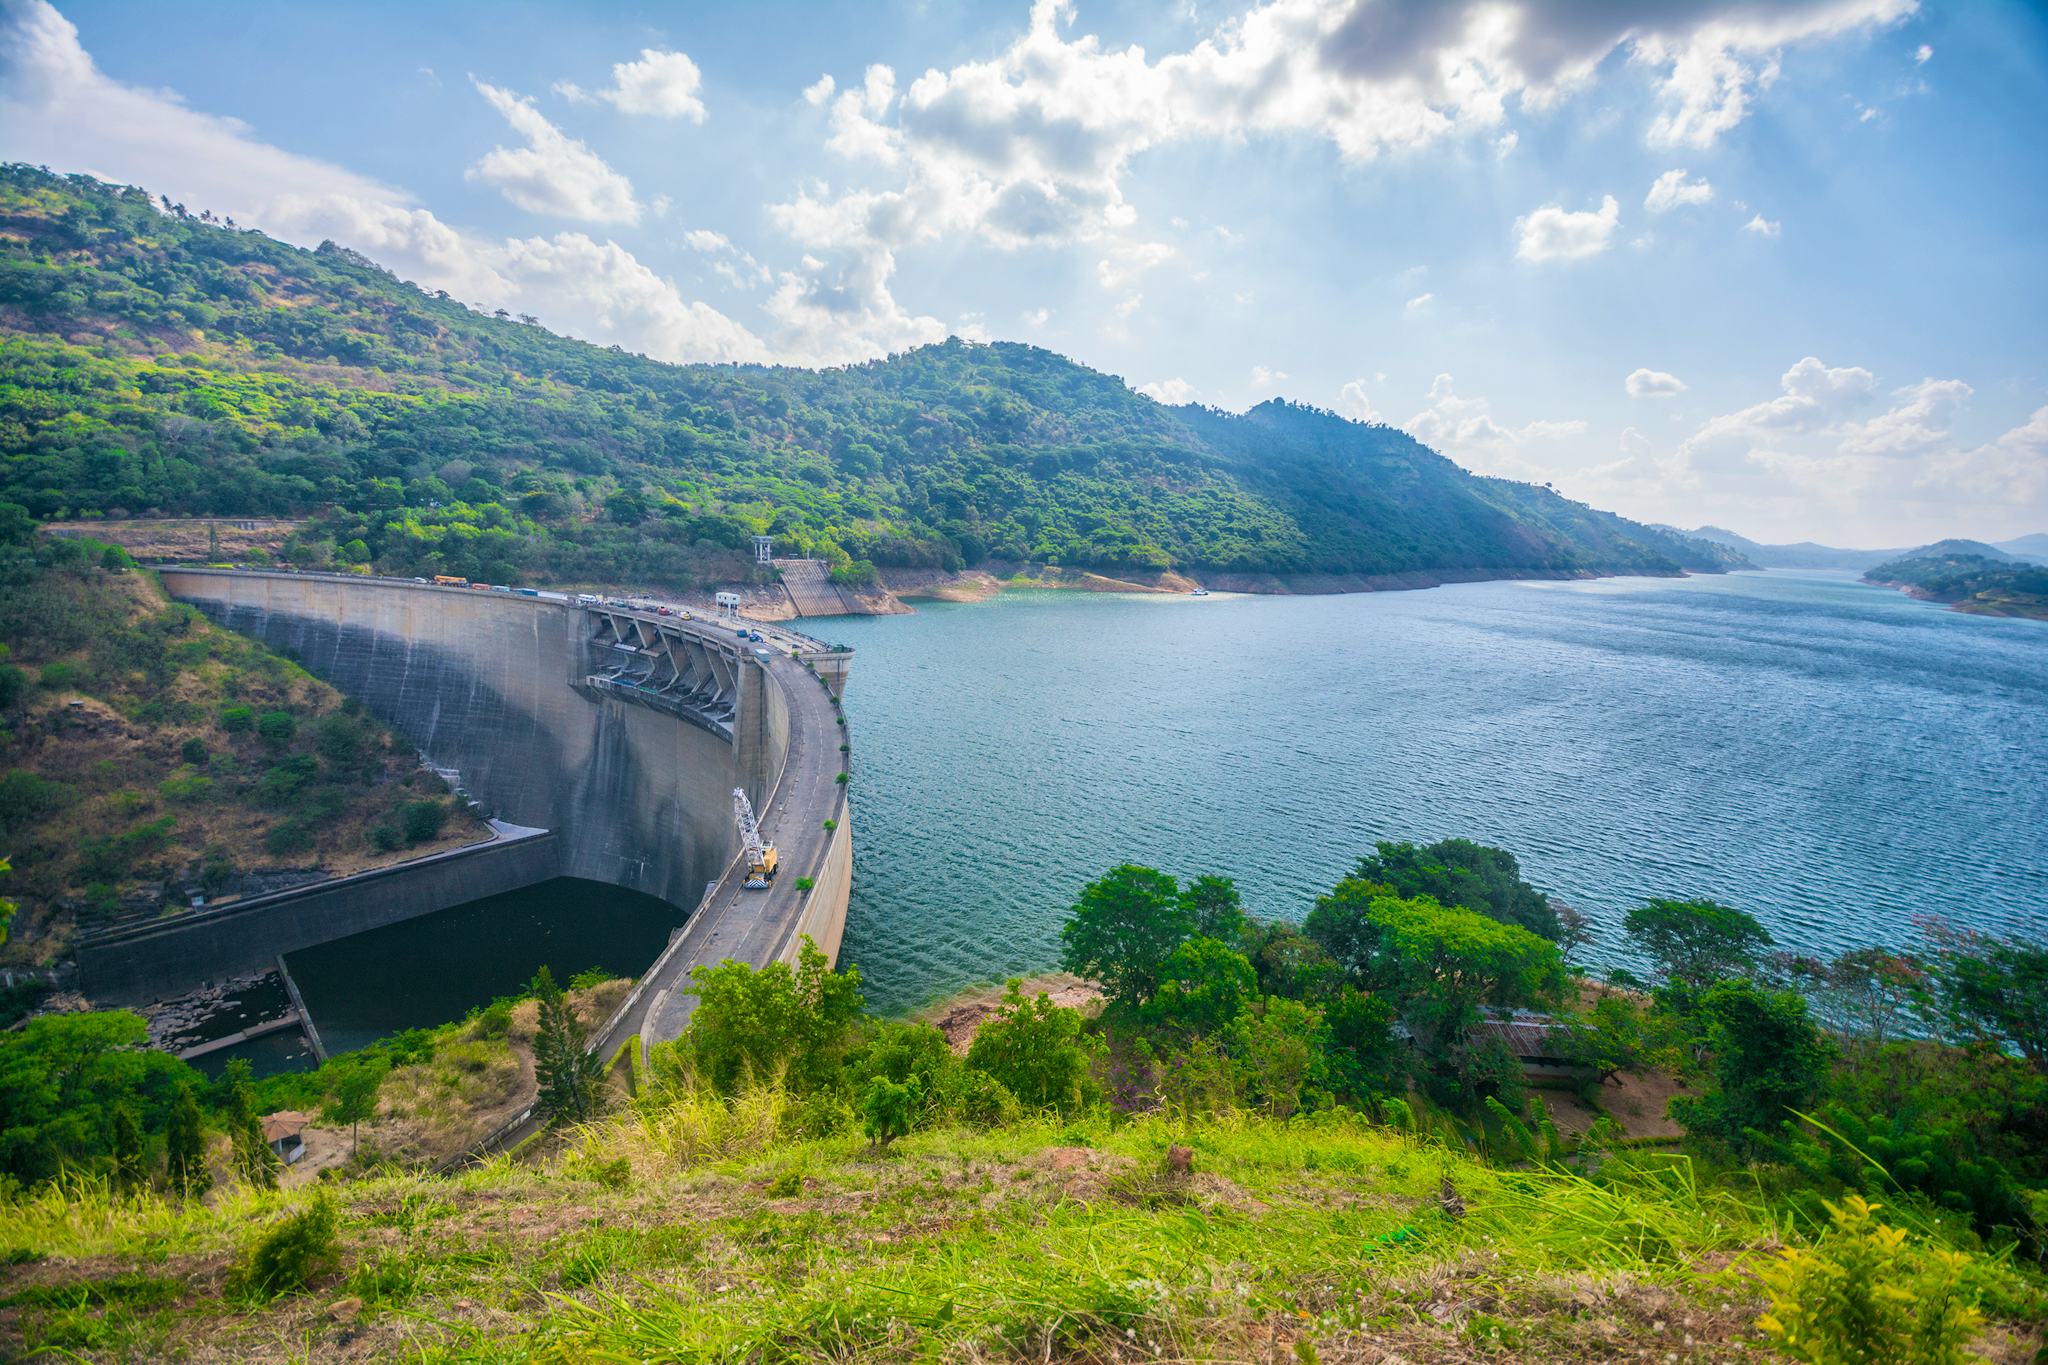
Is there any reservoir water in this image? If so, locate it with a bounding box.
[827,569,2048,1014]
[269,567,2045,1053]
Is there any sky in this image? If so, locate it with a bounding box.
[2,0,2044,547]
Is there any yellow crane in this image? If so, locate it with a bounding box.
[731,787,778,889]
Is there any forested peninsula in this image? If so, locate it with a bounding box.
[0,166,1742,596]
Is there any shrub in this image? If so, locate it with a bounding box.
[178,736,208,765]
[399,799,447,844]
[264,819,316,856]
[1757,1196,1983,1364]
[38,661,77,690]
[369,824,403,852]
[255,710,296,747]
[966,981,1099,1115]
[795,876,815,892]
[158,773,213,804]
[860,1076,917,1150]
[218,704,254,733]
[256,754,319,806]
[227,1196,339,1302]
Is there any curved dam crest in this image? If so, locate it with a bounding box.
[81,570,853,1048]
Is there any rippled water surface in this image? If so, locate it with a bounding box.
[828,570,2047,1014]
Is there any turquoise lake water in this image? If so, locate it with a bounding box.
[825,569,2048,1015]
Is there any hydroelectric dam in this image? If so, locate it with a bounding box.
[75,569,855,1052]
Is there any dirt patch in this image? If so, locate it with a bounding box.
[918,972,1103,1055]
[44,518,302,562]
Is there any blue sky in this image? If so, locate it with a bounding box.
[3,0,2044,546]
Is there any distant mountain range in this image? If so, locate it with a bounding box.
[1671,527,2048,571]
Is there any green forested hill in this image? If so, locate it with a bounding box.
[0,166,1741,589]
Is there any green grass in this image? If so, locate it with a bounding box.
[0,1105,2036,1362]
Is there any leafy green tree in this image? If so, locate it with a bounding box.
[1145,936,1257,1036]
[1228,997,1326,1118]
[164,1084,210,1198]
[1321,986,1405,1102]
[0,1009,195,1186]
[400,798,448,844]
[1921,922,2048,1068]
[322,1056,386,1156]
[1177,874,1248,942]
[111,1102,145,1192]
[684,937,864,1095]
[1305,882,1566,1053]
[1058,864,1192,1007]
[1242,921,1343,1001]
[222,1057,280,1189]
[859,1076,918,1151]
[532,966,603,1126]
[965,980,1099,1115]
[1623,898,1773,993]
[1353,839,1562,940]
[1672,981,1834,1154]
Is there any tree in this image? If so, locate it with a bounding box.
[1305,882,1566,1053]
[1352,839,1562,940]
[684,937,864,1095]
[1178,874,1248,942]
[1322,986,1405,1102]
[1921,921,2048,1068]
[1802,946,1927,1052]
[1229,997,1326,1118]
[1623,898,1773,994]
[222,1058,279,1189]
[1672,981,1833,1154]
[1145,936,1257,1036]
[965,980,1099,1114]
[111,1102,145,1192]
[322,1056,385,1156]
[1554,902,1595,967]
[860,1076,918,1150]
[164,1084,210,1198]
[1058,864,1193,1008]
[532,966,603,1125]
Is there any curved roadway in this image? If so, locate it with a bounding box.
[584,609,848,1059]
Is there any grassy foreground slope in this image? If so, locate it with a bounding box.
[3,1102,2019,1364]
[0,165,1742,590]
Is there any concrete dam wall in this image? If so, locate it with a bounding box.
[79,571,850,1017]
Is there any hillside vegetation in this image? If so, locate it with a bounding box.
[1866,552,2048,621]
[0,516,485,970]
[0,165,1741,592]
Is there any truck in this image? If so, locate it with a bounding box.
[575,593,601,606]
[433,575,466,586]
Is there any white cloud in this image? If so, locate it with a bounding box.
[1406,373,1586,478]
[468,79,641,224]
[1626,367,1688,397]
[557,48,706,121]
[1137,377,1194,404]
[1514,195,1619,262]
[1742,212,1782,237]
[1404,292,1434,314]
[495,232,768,362]
[1494,130,1518,159]
[1644,168,1714,213]
[1021,306,1051,327]
[1250,365,1288,388]
[1915,43,1932,63]
[1595,358,2047,543]
[1095,239,1174,289]
[1337,379,1378,422]
[803,74,836,107]
[1112,293,1143,319]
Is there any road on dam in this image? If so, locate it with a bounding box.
[597,623,849,1056]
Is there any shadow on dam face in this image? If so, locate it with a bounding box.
[78,572,784,1006]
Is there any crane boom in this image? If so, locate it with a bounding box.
[731,787,778,889]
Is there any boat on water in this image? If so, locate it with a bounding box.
[1191,587,1211,597]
